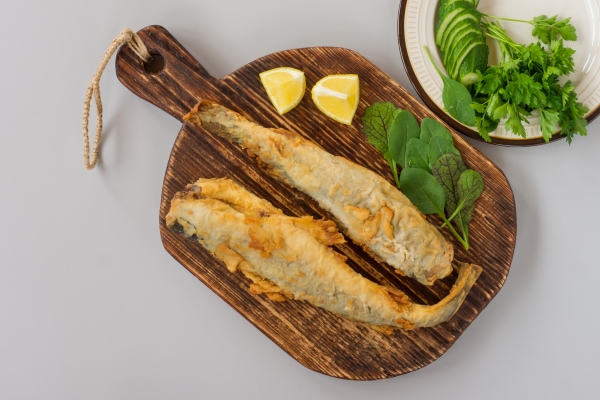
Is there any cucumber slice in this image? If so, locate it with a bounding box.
[436,0,487,84]
[438,0,479,12]
[436,8,480,47]
[458,44,489,84]
[445,32,485,74]
[460,72,480,86]
[444,32,484,71]
[437,1,475,22]
[450,41,487,79]
[440,19,479,54]
[442,23,482,57]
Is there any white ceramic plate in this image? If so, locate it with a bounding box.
[398,0,600,145]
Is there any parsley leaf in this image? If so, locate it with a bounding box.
[431,153,466,218]
[539,108,560,142]
[532,15,577,44]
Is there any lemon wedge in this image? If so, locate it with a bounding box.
[311,74,360,125]
[259,67,306,114]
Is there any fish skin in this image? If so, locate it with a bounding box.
[166,178,481,331]
[183,100,454,285]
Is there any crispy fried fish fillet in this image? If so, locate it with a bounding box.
[166,178,481,331]
[183,100,454,286]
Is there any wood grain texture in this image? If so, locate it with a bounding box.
[115,25,516,380]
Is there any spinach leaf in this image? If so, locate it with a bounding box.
[431,153,467,215]
[456,170,484,227]
[361,102,401,160]
[431,154,482,250]
[399,168,446,216]
[420,118,452,144]
[428,136,459,169]
[361,102,402,186]
[389,110,420,169]
[443,169,484,231]
[442,78,476,126]
[423,46,476,127]
[405,138,430,171]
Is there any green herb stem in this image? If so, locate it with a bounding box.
[390,160,401,188]
[423,46,444,78]
[482,22,521,61]
[430,202,470,251]
[439,213,470,250]
[481,14,530,24]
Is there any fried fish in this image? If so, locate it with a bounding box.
[166,178,481,331]
[183,100,454,285]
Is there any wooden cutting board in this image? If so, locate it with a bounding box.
[115,25,516,380]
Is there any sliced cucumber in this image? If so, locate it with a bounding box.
[445,33,485,74]
[458,44,489,84]
[444,33,484,70]
[440,19,479,54]
[435,0,488,86]
[442,23,482,58]
[450,41,486,80]
[438,0,479,12]
[437,1,475,22]
[436,9,480,47]
[435,0,475,39]
[460,72,480,86]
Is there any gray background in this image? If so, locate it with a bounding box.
[1,0,599,398]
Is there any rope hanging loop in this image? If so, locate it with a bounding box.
[82,28,150,170]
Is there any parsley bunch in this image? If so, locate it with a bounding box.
[472,17,588,143]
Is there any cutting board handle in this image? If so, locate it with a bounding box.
[115,25,223,122]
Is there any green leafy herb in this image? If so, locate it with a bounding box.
[480,14,577,45]
[428,136,459,170]
[420,118,453,143]
[432,154,468,249]
[455,170,484,228]
[389,110,421,169]
[399,168,446,215]
[539,108,560,142]
[443,80,476,126]
[362,104,484,250]
[400,166,470,250]
[432,5,588,144]
[361,102,402,186]
[430,154,483,250]
[471,18,589,143]
[424,46,476,126]
[438,170,484,249]
[431,153,466,216]
[405,138,430,171]
[444,170,485,225]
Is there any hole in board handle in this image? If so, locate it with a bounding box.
[144,53,164,74]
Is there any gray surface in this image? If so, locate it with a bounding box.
[1,0,599,398]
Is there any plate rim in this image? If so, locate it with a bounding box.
[397,0,600,146]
